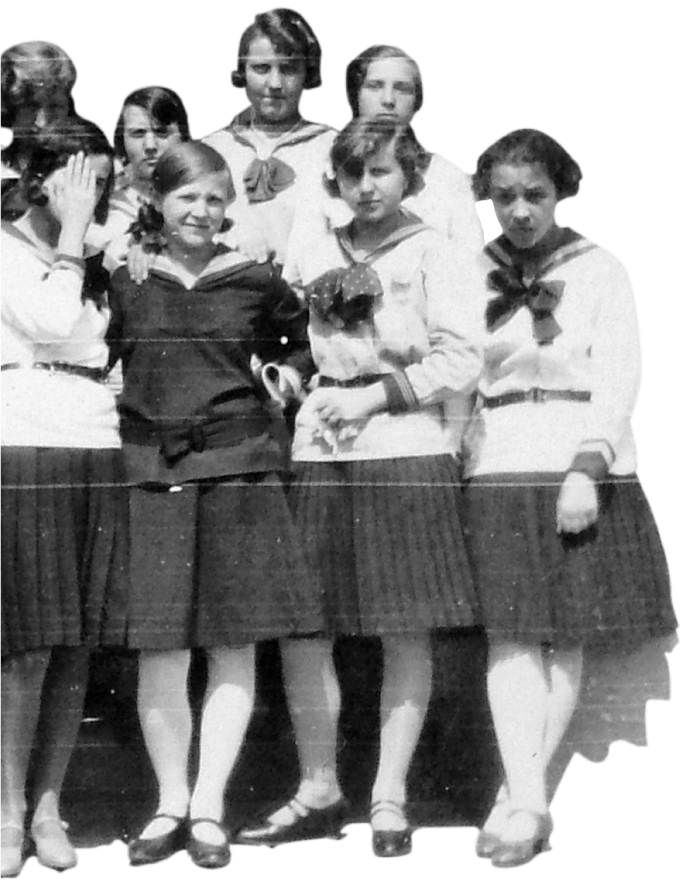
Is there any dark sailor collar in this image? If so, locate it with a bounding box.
[148,245,263,290]
[335,209,431,265]
[485,226,597,282]
[227,108,334,154]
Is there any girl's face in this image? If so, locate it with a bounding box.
[489,162,558,249]
[336,142,407,225]
[43,154,112,225]
[123,105,183,183]
[160,171,233,251]
[244,35,306,126]
[357,57,419,125]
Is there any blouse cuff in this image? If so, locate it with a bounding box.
[382,372,419,414]
[52,253,86,275]
[568,451,610,481]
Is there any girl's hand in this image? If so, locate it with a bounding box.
[300,385,385,428]
[556,471,599,534]
[127,242,156,284]
[51,153,99,234]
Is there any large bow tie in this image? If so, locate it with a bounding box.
[305,264,383,331]
[243,157,296,204]
[486,268,565,345]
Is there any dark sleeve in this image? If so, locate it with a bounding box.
[256,268,315,383]
[105,266,131,372]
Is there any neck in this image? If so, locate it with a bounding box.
[130,176,155,201]
[17,206,60,249]
[165,238,217,276]
[350,210,405,250]
[249,109,302,137]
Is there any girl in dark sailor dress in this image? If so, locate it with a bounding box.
[236,119,485,857]
[466,129,676,868]
[107,140,320,870]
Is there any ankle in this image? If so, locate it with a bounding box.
[297,777,343,808]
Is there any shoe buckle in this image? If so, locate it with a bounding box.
[531,387,548,403]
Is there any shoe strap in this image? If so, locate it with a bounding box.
[286,796,312,819]
[370,800,406,820]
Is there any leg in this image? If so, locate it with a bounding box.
[1,649,51,877]
[28,647,89,870]
[543,646,584,766]
[370,635,432,832]
[189,644,255,841]
[135,649,192,839]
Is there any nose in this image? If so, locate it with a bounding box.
[34,107,48,129]
[190,197,209,218]
[511,199,531,222]
[266,66,283,90]
[358,171,375,194]
[380,86,395,108]
[143,131,158,154]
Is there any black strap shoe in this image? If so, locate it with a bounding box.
[370,800,412,858]
[187,818,231,869]
[127,814,186,866]
[235,796,348,846]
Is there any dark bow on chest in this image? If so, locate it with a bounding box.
[305,264,383,331]
[243,156,296,204]
[486,267,565,345]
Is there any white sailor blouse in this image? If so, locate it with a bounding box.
[285,213,485,462]
[464,227,640,479]
[1,222,119,449]
[203,111,337,263]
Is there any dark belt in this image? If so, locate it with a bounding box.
[482,388,591,409]
[1,361,107,383]
[318,373,386,388]
[122,413,271,467]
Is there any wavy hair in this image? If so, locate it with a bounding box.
[231,8,322,90]
[473,129,582,201]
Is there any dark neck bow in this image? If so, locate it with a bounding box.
[305,264,383,331]
[243,156,296,204]
[486,267,565,345]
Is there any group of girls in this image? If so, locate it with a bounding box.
[1,8,676,877]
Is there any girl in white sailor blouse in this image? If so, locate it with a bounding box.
[1,118,126,878]
[466,129,676,868]
[203,9,336,264]
[236,118,485,857]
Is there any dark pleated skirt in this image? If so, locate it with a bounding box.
[464,472,676,649]
[1,446,130,657]
[123,473,322,650]
[288,456,478,636]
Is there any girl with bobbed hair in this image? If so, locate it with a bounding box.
[1,117,126,878]
[106,140,322,870]
[236,118,485,857]
[1,41,77,177]
[465,128,676,867]
[203,8,336,262]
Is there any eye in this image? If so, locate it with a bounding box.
[280,62,300,76]
[493,191,515,206]
[395,82,415,94]
[250,63,270,75]
[127,129,146,139]
[525,189,548,204]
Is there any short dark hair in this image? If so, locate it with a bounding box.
[345,45,423,119]
[473,129,582,201]
[1,116,114,224]
[113,86,191,161]
[325,118,422,199]
[150,140,233,201]
[231,8,322,90]
[1,41,77,128]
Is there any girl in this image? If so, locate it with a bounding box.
[1,118,124,877]
[467,129,676,867]
[107,140,321,869]
[237,118,485,856]
[203,8,335,262]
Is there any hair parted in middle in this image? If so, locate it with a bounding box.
[346,45,423,118]
[472,129,582,201]
[1,116,114,225]
[231,8,322,90]
[325,118,423,200]
[113,86,191,161]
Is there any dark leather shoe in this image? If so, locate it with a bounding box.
[187,819,231,869]
[128,814,186,866]
[31,819,77,871]
[235,796,348,846]
[370,801,412,858]
[490,811,553,869]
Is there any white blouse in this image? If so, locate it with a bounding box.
[464,236,640,478]
[285,218,486,462]
[1,223,119,448]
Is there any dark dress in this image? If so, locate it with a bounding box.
[107,248,321,649]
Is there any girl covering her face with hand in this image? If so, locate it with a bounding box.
[106,140,322,870]
[236,118,486,857]
[1,118,126,878]
[465,128,676,868]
